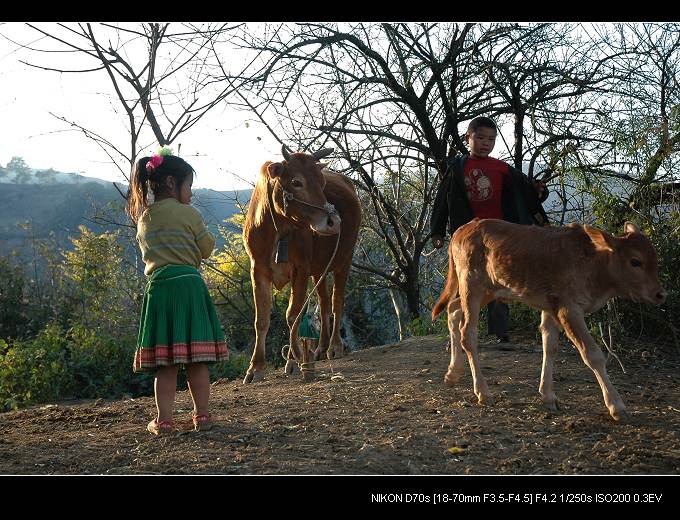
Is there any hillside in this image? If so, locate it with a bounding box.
[1,333,678,475]
[0,182,252,257]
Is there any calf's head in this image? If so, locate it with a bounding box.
[266,146,341,235]
[585,221,666,305]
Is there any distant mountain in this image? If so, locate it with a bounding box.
[0,180,252,260]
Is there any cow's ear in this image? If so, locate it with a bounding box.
[267,162,284,179]
[624,221,641,235]
[584,224,615,253]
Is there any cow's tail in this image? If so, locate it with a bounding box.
[432,251,458,321]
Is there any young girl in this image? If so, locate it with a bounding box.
[127,146,229,435]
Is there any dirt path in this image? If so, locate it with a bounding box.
[1,334,679,475]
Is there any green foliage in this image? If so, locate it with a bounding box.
[0,321,154,411]
[61,225,140,335]
[66,323,152,399]
[408,315,447,337]
[0,323,69,411]
[210,351,250,381]
[508,304,543,340]
[0,256,28,339]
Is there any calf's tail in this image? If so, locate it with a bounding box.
[432,250,458,321]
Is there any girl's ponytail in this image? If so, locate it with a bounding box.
[126,157,151,224]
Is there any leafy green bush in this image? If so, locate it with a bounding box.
[408,315,447,337]
[0,323,69,410]
[210,351,250,381]
[66,323,153,399]
[0,322,154,411]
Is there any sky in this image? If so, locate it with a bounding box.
[0,23,281,192]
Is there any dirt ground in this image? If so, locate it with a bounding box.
[1,333,680,475]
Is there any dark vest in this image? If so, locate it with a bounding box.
[430,155,549,237]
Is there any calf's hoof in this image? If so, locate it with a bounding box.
[542,396,560,412]
[284,360,299,376]
[301,369,315,382]
[444,371,462,387]
[477,393,493,406]
[610,407,630,423]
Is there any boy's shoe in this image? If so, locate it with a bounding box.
[147,419,174,435]
[192,414,213,432]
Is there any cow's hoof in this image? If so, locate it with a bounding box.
[284,360,299,376]
[242,370,264,384]
[301,369,315,382]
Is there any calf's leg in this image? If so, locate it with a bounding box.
[557,306,628,421]
[539,311,561,411]
[458,283,490,405]
[444,298,465,386]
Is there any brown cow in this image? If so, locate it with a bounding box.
[432,219,666,421]
[242,146,361,383]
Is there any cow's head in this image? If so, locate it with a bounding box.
[585,221,666,305]
[266,145,341,235]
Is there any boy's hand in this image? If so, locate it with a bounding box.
[532,180,547,199]
[432,234,444,249]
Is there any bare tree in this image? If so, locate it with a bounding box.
[218,22,623,321]
[11,22,240,182]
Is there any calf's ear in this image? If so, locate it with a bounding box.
[624,221,641,234]
[584,224,616,253]
[267,162,284,179]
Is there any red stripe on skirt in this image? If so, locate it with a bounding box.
[134,341,229,371]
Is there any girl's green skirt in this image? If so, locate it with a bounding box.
[133,265,229,372]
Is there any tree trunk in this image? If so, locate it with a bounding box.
[404,263,421,322]
[513,111,525,170]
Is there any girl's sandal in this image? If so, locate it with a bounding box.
[147,419,174,435]
[192,414,213,432]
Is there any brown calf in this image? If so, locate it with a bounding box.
[242,146,361,383]
[432,219,666,421]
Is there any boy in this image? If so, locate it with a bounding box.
[430,116,549,345]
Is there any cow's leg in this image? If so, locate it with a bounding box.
[444,298,465,386]
[285,269,314,381]
[458,284,490,405]
[313,274,331,361]
[557,306,628,421]
[328,266,349,359]
[539,311,561,411]
[243,266,271,384]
